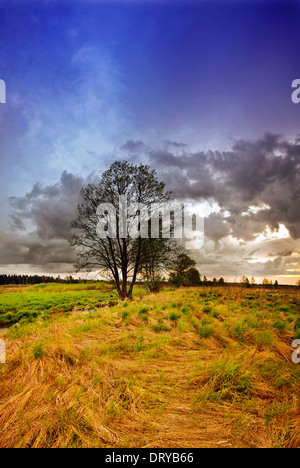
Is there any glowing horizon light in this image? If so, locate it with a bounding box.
[278,274,300,278]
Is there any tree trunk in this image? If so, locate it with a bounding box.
[128,237,142,299]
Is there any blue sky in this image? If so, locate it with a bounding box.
[1,0,300,281]
[1,0,300,188]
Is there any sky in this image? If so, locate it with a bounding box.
[1,0,300,283]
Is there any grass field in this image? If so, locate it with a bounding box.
[0,282,123,327]
[0,284,299,448]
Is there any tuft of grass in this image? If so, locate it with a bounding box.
[32,342,46,359]
[138,307,149,316]
[294,317,300,338]
[193,359,253,404]
[277,306,290,313]
[255,331,274,349]
[273,320,286,332]
[121,310,129,320]
[168,311,181,321]
[151,319,171,333]
[197,324,215,338]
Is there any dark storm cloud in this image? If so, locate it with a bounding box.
[9,171,86,241]
[204,213,231,243]
[128,133,300,242]
[1,171,93,269]
[0,229,75,269]
[252,256,285,277]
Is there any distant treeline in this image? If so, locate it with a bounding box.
[0,274,298,289]
[0,274,80,285]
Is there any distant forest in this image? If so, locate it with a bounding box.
[0,274,79,285]
[0,274,297,289]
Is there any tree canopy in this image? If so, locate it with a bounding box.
[71,161,182,299]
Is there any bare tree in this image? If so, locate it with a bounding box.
[138,237,181,291]
[70,161,180,299]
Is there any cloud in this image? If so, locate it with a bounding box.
[2,133,300,280]
[9,171,86,241]
[269,250,293,258]
[204,212,231,243]
[125,133,300,243]
[120,140,147,154]
[119,133,300,279]
[0,171,97,272]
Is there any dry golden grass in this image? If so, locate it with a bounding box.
[0,286,299,448]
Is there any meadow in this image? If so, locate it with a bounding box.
[0,283,299,448]
[0,282,121,327]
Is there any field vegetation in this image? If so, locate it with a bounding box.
[0,283,299,448]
